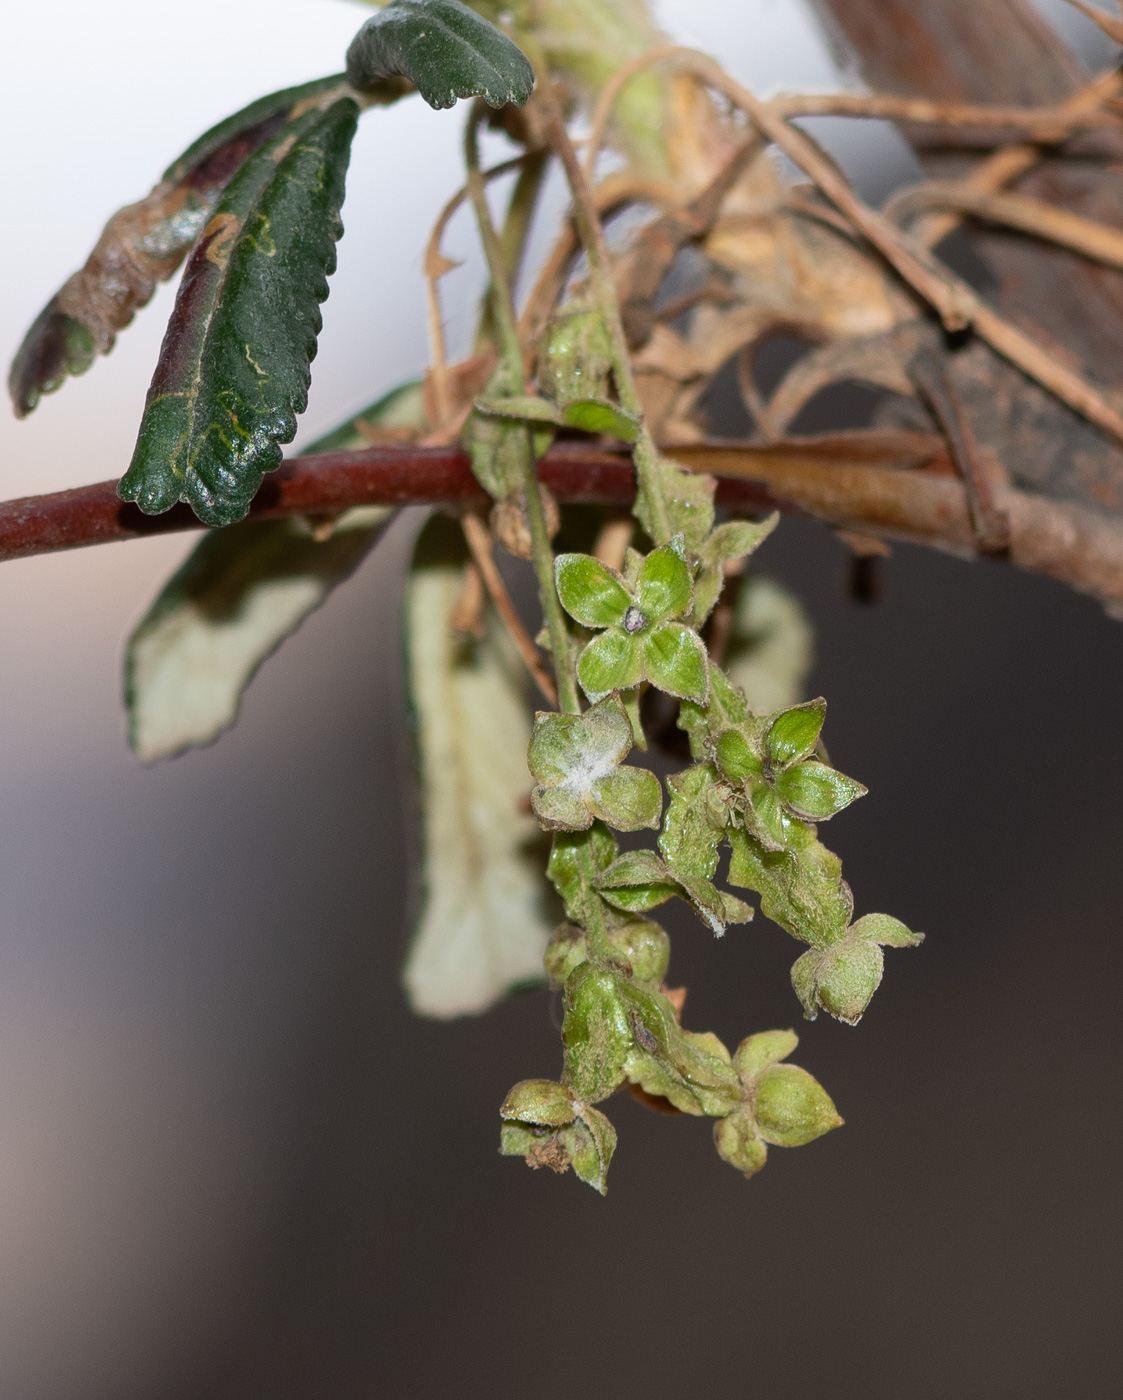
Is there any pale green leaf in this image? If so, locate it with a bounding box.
[126,507,394,762]
[402,515,552,1018]
[124,382,425,761]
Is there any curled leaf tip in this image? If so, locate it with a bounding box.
[346,0,535,111]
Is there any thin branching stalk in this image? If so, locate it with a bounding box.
[463,106,580,714]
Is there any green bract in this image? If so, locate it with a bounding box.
[544,916,670,990]
[792,913,924,1024]
[712,698,867,850]
[499,1086,617,1195]
[713,1030,842,1179]
[540,303,615,404]
[690,514,780,624]
[477,393,640,442]
[555,537,709,702]
[562,964,634,1103]
[658,763,751,934]
[634,452,715,549]
[346,0,535,110]
[529,695,662,832]
[547,823,618,927]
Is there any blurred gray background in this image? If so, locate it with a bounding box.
[0,1,1121,1396]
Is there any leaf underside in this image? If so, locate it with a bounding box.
[126,507,394,761]
[346,0,535,109]
[8,75,352,419]
[118,97,359,527]
[403,515,552,1018]
[124,380,425,762]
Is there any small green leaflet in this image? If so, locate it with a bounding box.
[477,394,640,442]
[119,98,359,527]
[403,515,552,1018]
[9,76,354,419]
[346,0,535,110]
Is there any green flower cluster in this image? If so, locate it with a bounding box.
[500,911,841,1192]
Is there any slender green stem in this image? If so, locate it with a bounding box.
[464,114,524,372]
[463,108,581,715]
[476,149,549,352]
[527,66,674,544]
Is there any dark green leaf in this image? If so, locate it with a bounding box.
[9,76,355,419]
[346,0,534,110]
[119,98,359,526]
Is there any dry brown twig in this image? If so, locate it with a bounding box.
[580,44,1123,451]
[887,182,1123,273]
[460,511,559,706]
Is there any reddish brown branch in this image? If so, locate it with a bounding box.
[7,441,1123,619]
[0,443,775,564]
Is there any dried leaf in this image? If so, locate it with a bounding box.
[119,99,359,526]
[9,76,353,418]
[403,515,551,1019]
